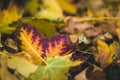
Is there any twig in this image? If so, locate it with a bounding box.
[76,17,120,23]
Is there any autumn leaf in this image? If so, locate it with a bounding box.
[1,51,38,78]
[74,65,106,80]
[22,17,66,38]
[29,56,81,80]
[0,52,19,80]
[18,23,78,64]
[0,24,16,34]
[17,23,82,80]
[116,27,120,40]
[0,4,22,34]
[95,40,118,68]
[24,0,40,15]
[35,0,63,20]
[57,0,77,14]
[7,53,38,77]
[0,4,22,24]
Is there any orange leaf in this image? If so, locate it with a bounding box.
[96,40,118,68]
[18,24,44,64]
[18,24,77,64]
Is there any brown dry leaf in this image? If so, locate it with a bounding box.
[84,27,102,38]
[74,68,88,80]
[63,21,93,34]
[96,40,118,68]
[86,65,106,80]
[93,33,113,41]
[74,65,106,80]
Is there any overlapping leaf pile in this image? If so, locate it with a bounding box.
[1,23,82,80]
[0,0,120,80]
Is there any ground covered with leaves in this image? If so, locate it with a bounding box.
[0,0,120,80]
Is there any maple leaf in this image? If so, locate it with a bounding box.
[95,40,118,68]
[17,23,81,80]
[18,23,78,64]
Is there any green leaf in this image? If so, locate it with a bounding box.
[29,56,82,80]
[22,17,66,38]
[0,24,16,34]
[24,0,40,15]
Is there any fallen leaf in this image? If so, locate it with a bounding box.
[0,51,38,78]
[74,65,106,80]
[63,21,93,34]
[0,52,19,80]
[116,59,120,63]
[86,65,106,80]
[116,28,120,40]
[24,0,40,15]
[74,68,88,80]
[35,0,63,20]
[96,40,118,68]
[18,23,78,64]
[7,54,38,77]
[22,17,66,38]
[0,4,22,24]
[17,23,81,80]
[29,56,81,80]
[0,24,16,34]
[57,0,77,14]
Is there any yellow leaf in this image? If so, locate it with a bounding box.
[0,5,22,24]
[18,24,44,64]
[116,20,120,27]
[87,8,94,17]
[57,0,77,14]
[96,40,118,68]
[116,59,120,63]
[116,28,120,40]
[35,0,63,20]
